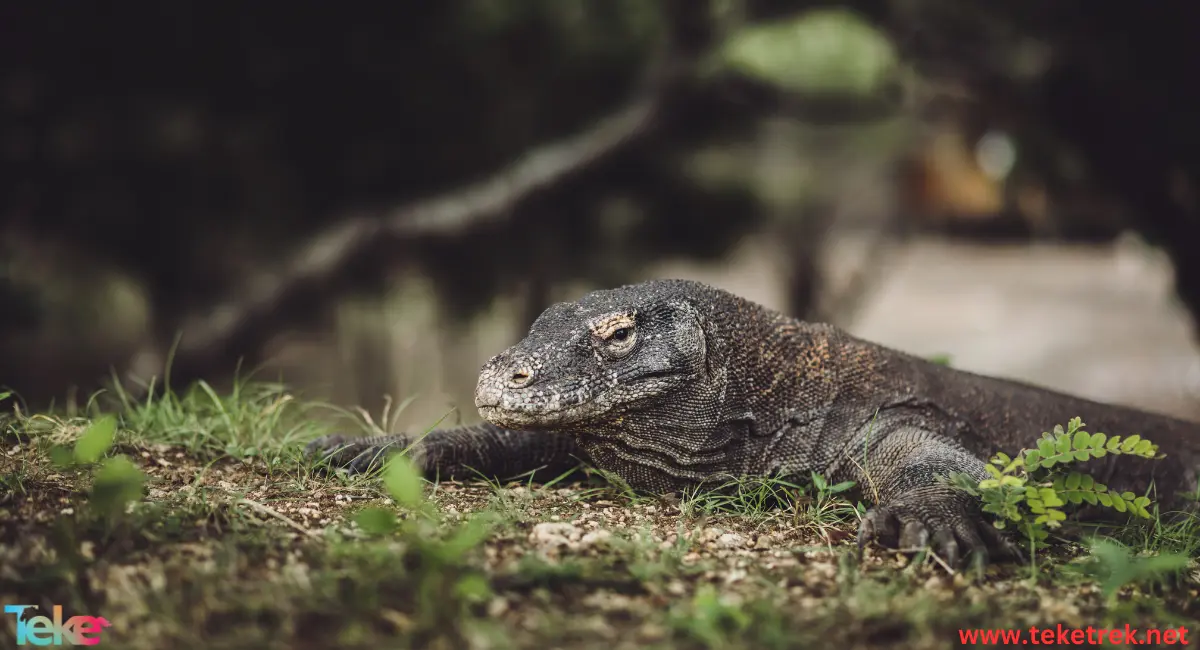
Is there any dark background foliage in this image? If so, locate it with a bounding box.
[2,0,1198,414]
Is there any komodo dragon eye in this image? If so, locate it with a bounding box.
[591,315,638,359]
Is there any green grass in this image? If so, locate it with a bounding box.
[1,381,1197,649]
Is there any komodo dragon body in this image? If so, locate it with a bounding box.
[309,279,1200,564]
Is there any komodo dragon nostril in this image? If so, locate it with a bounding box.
[508,368,534,388]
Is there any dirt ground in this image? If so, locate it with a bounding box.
[2,402,1198,649]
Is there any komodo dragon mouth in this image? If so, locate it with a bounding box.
[474,370,690,430]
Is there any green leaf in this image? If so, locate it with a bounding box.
[453,574,493,603]
[90,455,146,518]
[1111,496,1127,513]
[1023,449,1041,468]
[354,507,398,535]
[1133,496,1150,508]
[49,445,75,468]
[827,481,856,494]
[1073,450,1091,462]
[1120,435,1141,453]
[382,455,426,509]
[1055,434,1072,454]
[1053,424,1065,436]
[1071,430,1092,450]
[1039,488,1064,507]
[440,518,493,561]
[74,415,117,464]
[716,8,898,96]
[1081,491,1098,506]
[1106,436,1123,451]
[1089,432,1107,450]
[1133,439,1154,456]
[1065,472,1081,491]
[1078,474,1094,490]
[1037,438,1057,457]
[985,464,1002,479]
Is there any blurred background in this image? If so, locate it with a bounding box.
[3,1,1199,427]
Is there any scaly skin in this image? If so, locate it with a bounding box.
[308,279,1200,565]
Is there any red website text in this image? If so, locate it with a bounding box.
[958,624,1189,646]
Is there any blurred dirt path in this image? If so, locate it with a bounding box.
[273,234,1200,429]
[845,236,1200,421]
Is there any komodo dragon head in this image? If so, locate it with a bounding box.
[474,278,822,487]
[474,279,722,431]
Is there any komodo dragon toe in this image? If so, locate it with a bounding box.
[857,485,1025,568]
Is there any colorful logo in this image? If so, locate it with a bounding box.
[4,605,110,646]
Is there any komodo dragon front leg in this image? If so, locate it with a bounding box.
[829,416,1023,566]
[307,425,585,483]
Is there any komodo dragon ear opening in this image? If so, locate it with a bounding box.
[661,298,713,379]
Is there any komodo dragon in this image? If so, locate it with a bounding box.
[308,279,1200,565]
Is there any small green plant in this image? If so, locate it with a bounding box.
[112,374,324,472]
[679,475,802,520]
[1071,538,1191,607]
[678,472,857,526]
[43,414,148,523]
[810,471,856,504]
[350,453,495,643]
[667,584,754,649]
[951,417,1163,552]
[667,584,793,650]
[803,471,861,532]
[927,353,954,367]
[353,453,438,533]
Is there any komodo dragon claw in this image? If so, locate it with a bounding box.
[857,486,1026,569]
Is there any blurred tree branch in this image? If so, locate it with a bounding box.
[167,94,661,363]
[142,1,719,390]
